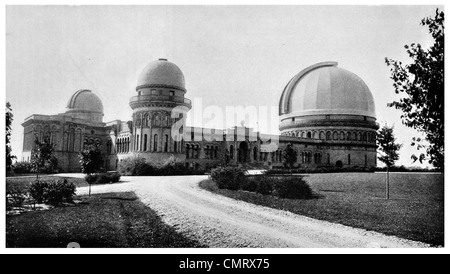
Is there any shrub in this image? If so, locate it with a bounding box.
[95,173,112,184]
[210,166,246,191]
[274,177,313,199]
[29,179,76,206]
[6,182,28,209]
[109,172,121,183]
[29,180,49,204]
[85,173,120,184]
[85,174,98,185]
[255,176,274,195]
[159,162,193,176]
[44,179,76,206]
[11,161,33,174]
[118,156,153,176]
[241,178,258,192]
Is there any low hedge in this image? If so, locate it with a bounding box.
[210,166,314,200]
[84,172,121,185]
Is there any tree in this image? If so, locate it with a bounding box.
[31,136,56,180]
[6,102,15,171]
[78,139,103,196]
[282,143,298,175]
[377,125,402,199]
[385,9,444,169]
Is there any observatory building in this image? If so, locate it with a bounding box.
[22,59,378,172]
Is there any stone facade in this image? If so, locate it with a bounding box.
[22,60,378,172]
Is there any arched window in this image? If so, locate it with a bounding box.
[340,132,345,140]
[230,145,234,159]
[326,131,331,140]
[313,132,318,139]
[307,132,312,138]
[205,146,209,159]
[164,135,169,152]
[144,134,148,151]
[153,134,158,152]
[333,131,338,140]
[347,132,351,141]
[320,132,325,140]
[174,141,178,152]
[69,128,75,152]
[106,140,112,154]
[137,135,140,151]
[195,145,200,159]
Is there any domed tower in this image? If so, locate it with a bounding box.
[129,58,191,163]
[65,89,104,122]
[279,62,378,168]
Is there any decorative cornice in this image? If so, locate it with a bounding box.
[279,119,379,131]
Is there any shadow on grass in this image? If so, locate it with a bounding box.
[7,192,206,248]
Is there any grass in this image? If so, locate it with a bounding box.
[6,175,89,191]
[200,172,444,247]
[6,192,205,248]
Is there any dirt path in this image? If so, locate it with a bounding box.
[76,176,430,248]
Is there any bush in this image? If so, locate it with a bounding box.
[274,177,313,199]
[210,166,246,191]
[96,173,112,184]
[29,180,49,204]
[159,162,193,176]
[11,161,33,174]
[241,178,258,192]
[118,156,153,176]
[6,182,28,209]
[85,174,98,184]
[109,172,121,183]
[29,179,76,206]
[45,179,76,206]
[85,173,121,184]
[255,176,274,195]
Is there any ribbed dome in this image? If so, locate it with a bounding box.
[136,59,185,91]
[66,89,103,113]
[279,62,376,118]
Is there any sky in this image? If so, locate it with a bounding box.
[5,5,442,167]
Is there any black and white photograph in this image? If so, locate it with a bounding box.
[2,2,446,256]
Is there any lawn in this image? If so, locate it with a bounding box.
[6,175,89,191]
[6,192,205,248]
[200,172,444,246]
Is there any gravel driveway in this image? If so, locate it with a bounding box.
[76,175,430,248]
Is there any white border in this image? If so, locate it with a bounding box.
[1,0,448,255]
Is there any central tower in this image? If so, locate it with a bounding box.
[129,58,192,164]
